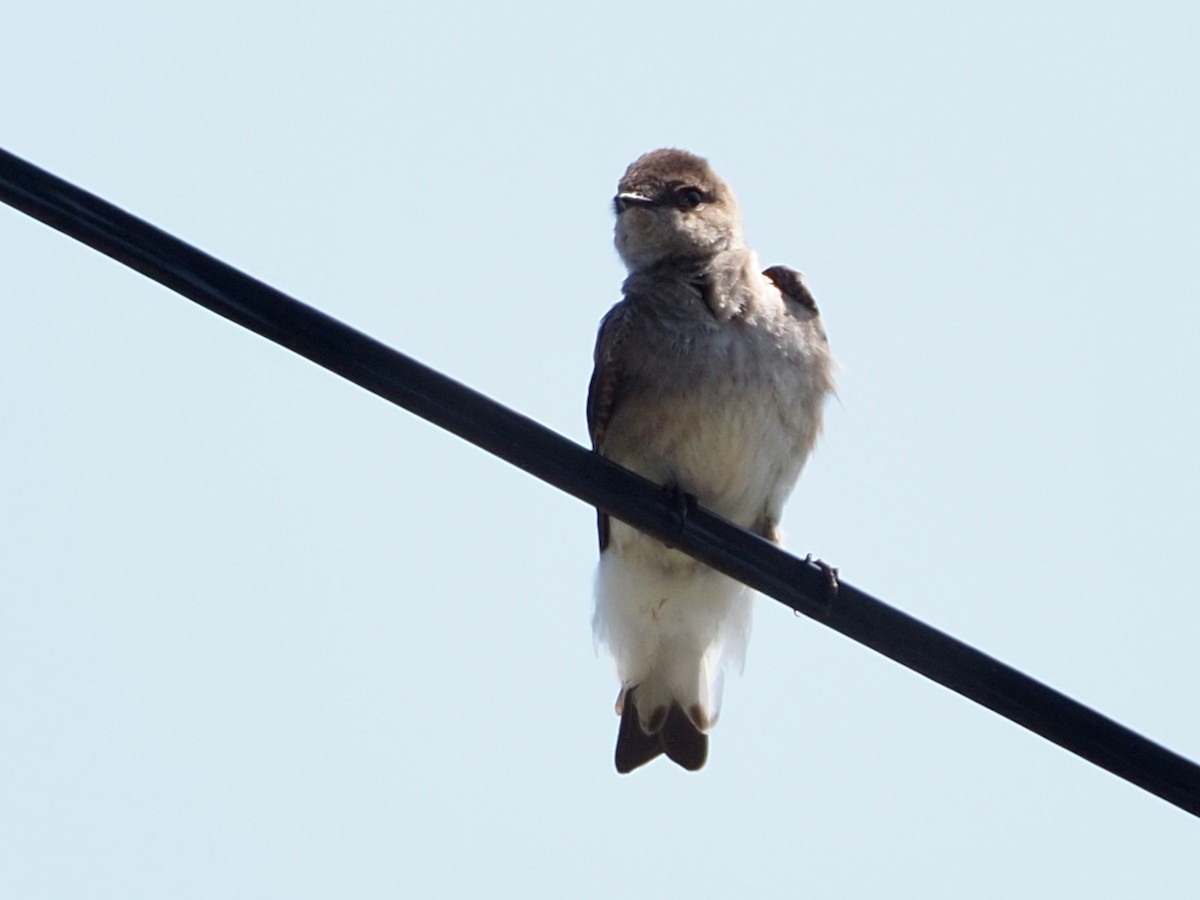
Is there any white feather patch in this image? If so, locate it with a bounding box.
[593,546,753,731]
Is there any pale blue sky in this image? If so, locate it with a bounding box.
[2,2,1198,897]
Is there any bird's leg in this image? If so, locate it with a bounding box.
[661,482,698,549]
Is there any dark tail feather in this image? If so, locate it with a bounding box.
[615,692,664,773]
[614,692,708,774]
[661,703,707,771]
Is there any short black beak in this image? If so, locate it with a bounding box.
[613,192,655,214]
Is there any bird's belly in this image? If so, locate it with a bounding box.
[605,362,817,533]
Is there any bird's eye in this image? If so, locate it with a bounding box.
[677,187,705,209]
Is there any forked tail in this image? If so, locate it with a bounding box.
[615,688,708,773]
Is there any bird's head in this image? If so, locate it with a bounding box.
[613,148,744,272]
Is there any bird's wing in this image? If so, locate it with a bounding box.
[762,264,819,316]
[586,302,635,552]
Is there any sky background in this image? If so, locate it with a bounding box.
[2,2,1198,897]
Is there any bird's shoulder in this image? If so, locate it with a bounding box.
[762,264,819,317]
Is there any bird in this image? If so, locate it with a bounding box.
[588,148,835,773]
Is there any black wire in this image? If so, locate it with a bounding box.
[2,146,1198,817]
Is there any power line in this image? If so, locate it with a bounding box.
[2,145,1197,817]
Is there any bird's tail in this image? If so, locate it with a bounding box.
[595,551,753,773]
[615,687,708,773]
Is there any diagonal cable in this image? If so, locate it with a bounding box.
[2,146,1197,816]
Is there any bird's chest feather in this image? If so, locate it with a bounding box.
[605,311,827,522]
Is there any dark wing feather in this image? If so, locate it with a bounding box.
[586,303,634,552]
[763,264,819,315]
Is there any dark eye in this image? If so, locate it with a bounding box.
[677,187,705,209]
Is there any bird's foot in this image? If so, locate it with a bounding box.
[804,554,840,601]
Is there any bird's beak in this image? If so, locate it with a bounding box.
[613,192,655,214]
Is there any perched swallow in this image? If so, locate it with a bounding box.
[588,148,834,772]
